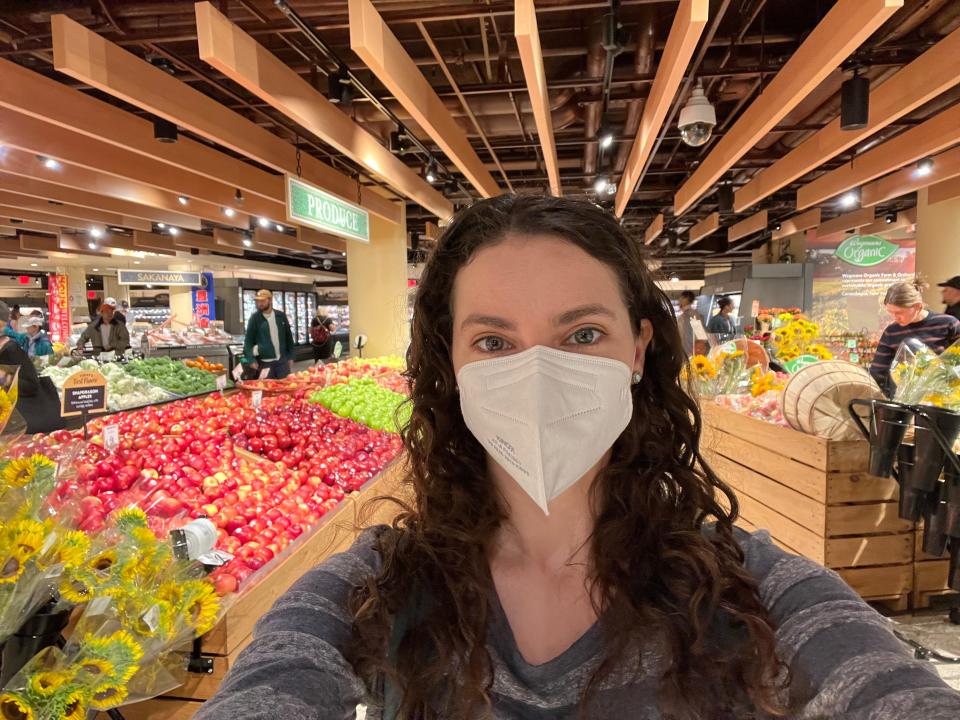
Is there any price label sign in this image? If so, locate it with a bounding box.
[847,338,858,349]
[61,370,108,417]
[99,350,116,363]
[103,424,119,452]
[251,390,263,408]
[231,364,244,382]
[216,375,227,392]
[258,367,270,380]
[690,318,708,342]
[850,353,860,364]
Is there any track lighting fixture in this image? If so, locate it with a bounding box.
[153,118,178,143]
[916,157,935,177]
[840,68,869,131]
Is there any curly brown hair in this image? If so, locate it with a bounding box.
[350,194,790,718]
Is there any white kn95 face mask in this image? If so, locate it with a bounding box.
[457,345,633,515]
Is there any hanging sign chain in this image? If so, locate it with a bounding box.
[295,133,302,178]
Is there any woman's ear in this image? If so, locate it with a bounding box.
[634,319,654,374]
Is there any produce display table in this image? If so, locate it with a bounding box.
[113,460,409,720]
[701,403,953,610]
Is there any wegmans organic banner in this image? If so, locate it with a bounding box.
[806,229,916,340]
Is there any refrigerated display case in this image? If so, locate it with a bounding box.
[239,287,317,346]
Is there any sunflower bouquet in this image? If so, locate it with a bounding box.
[892,338,960,409]
[0,508,229,719]
[685,349,748,399]
[769,317,833,364]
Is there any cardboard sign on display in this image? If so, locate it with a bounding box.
[251,390,263,408]
[61,370,108,417]
[258,367,270,380]
[103,424,119,452]
[231,364,244,382]
[216,375,227,392]
[690,318,708,341]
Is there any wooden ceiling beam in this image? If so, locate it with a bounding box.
[0,106,272,224]
[297,226,346,254]
[0,57,279,203]
[195,2,452,219]
[727,209,767,243]
[172,230,243,256]
[928,175,960,205]
[56,235,111,257]
[50,13,400,226]
[772,208,821,240]
[614,0,708,217]
[815,207,875,237]
[0,147,216,229]
[797,103,960,210]
[349,0,500,199]
[688,212,719,245]
[133,232,179,256]
[20,234,59,253]
[0,205,105,234]
[0,190,151,232]
[0,173,200,229]
[860,144,960,207]
[515,0,561,196]
[674,0,902,216]
[254,226,311,253]
[735,24,960,212]
[0,219,61,236]
[644,213,664,245]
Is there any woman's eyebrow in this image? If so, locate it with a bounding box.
[555,304,615,326]
[460,314,516,331]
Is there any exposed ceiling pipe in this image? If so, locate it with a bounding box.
[582,18,607,177]
[613,6,656,174]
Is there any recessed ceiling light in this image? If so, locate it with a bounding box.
[169,227,180,236]
[157,223,166,229]
[177,195,189,205]
[839,191,858,209]
[223,207,236,218]
[242,238,252,248]
[133,260,141,265]
[341,251,347,257]
[89,228,103,238]
[30,263,37,267]
[258,217,270,228]
[915,157,934,177]
[146,283,152,288]
[275,223,284,232]
[87,242,97,250]
[92,267,99,272]
[40,156,61,170]
[670,276,680,282]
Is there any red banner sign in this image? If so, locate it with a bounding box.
[47,274,70,344]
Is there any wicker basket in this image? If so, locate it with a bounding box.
[782,360,884,440]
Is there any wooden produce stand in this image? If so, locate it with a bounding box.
[112,461,409,720]
[701,403,953,610]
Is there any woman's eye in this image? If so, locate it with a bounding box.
[476,336,510,353]
[568,328,603,345]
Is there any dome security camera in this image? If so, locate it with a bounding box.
[678,81,716,148]
[322,259,333,270]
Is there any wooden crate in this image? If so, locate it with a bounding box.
[702,404,913,602]
[109,461,410,717]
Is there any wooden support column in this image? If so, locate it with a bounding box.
[915,188,960,308]
[347,207,410,358]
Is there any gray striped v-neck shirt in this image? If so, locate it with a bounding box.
[197,527,960,719]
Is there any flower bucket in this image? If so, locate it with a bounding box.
[896,443,926,522]
[945,457,960,538]
[0,602,70,687]
[848,399,914,478]
[950,541,960,592]
[922,497,950,558]
[911,405,960,492]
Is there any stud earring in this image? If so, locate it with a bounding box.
[631,371,643,385]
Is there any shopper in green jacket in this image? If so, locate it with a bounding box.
[243,289,295,379]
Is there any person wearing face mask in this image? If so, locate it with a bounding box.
[870,279,960,396]
[243,289,295,379]
[939,275,960,321]
[75,298,130,355]
[197,196,960,720]
[0,302,64,434]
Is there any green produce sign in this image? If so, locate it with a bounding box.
[835,235,899,267]
[783,354,821,374]
[286,176,369,243]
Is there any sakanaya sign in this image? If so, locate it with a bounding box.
[286,176,370,243]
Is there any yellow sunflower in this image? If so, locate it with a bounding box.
[61,689,87,720]
[79,631,143,683]
[807,344,833,360]
[87,549,118,576]
[0,693,32,720]
[46,532,90,570]
[27,671,73,698]
[0,391,13,429]
[89,682,127,711]
[111,508,148,533]
[76,657,115,682]
[180,579,221,635]
[1,459,37,488]
[58,571,95,604]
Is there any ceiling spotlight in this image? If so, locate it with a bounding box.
[425,161,437,184]
[242,237,253,248]
[30,262,38,267]
[146,283,152,288]
[885,212,896,224]
[153,118,178,143]
[309,262,318,269]
[169,227,180,236]
[593,176,612,195]
[157,223,166,229]
[87,242,97,250]
[257,217,270,228]
[341,251,347,257]
[234,188,244,204]
[134,261,141,265]
[840,69,869,131]
[839,191,859,209]
[89,228,104,238]
[916,157,934,177]
[773,221,782,231]
[177,195,189,205]
[275,223,284,232]
[717,184,734,212]
[223,207,236,218]
[92,267,99,272]
[598,126,615,150]
[39,156,61,170]
[678,80,716,147]
[670,276,680,283]
[388,130,407,154]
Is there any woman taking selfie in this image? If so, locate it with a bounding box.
[198,196,959,719]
